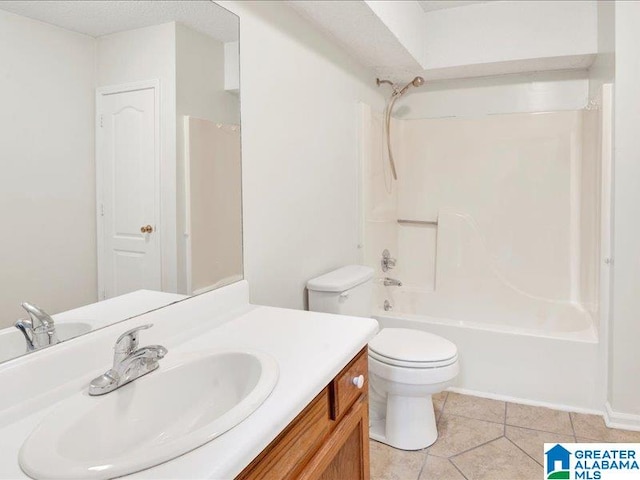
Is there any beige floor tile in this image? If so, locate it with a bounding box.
[452,437,543,480]
[576,437,600,443]
[444,392,506,424]
[370,440,427,480]
[505,425,575,465]
[571,412,640,442]
[418,455,466,480]
[428,414,504,458]
[506,403,573,435]
[433,391,448,420]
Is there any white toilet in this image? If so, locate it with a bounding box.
[307,265,459,451]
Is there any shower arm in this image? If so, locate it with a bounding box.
[377,78,399,95]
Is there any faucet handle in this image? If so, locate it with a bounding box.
[114,324,153,356]
[381,249,397,272]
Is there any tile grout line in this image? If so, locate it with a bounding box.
[504,421,575,437]
[438,392,450,423]
[416,451,431,480]
[504,402,508,435]
[440,412,506,427]
[440,410,575,437]
[448,457,470,480]
[568,411,577,438]
[503,434,544,468]
[446,434,506,460]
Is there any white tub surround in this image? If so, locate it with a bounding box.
[0,281,378,479]
[360,92,612,413]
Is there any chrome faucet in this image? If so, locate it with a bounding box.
[14,302,59,352]
[383,277,403,287]
[89,324,167,396]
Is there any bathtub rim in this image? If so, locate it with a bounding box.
[373,310,598,344]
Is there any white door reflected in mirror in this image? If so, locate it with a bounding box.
[97,83,161,300]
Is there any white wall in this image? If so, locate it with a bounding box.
[96,22,178,293]
[219,1,385,309]
[176,23,240,127]
[422,1,597,72]
[176,23,241,293]
[609,1,640,421]
[0,9,96,326]
[224,41,240,92]
[395,70,590,120]
[589,1,615,99]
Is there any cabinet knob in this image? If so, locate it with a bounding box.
[352,374,365,389]
[140,225,153,234]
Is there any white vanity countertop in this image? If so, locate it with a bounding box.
[52,289,188,330]
[0,281,378,479]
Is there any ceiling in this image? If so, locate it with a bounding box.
[289,0,595,83]
[289,1,422,71]
[289,0,496,80]
[0,1,238,42]
[418,1,491,13]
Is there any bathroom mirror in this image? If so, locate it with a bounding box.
[0,1,242,364]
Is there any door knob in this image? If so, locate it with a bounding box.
[140,225,153,234]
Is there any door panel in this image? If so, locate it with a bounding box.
[113,250,145,294]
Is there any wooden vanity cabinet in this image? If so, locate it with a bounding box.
[237,347,370,480]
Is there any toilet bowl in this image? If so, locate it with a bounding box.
[307,265,459,450]
[368,328,458,450]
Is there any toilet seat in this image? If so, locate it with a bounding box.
[369,349,458,369]
[369,328,458,369]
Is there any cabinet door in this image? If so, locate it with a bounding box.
[236,389,332,480]
[298,395,370,480]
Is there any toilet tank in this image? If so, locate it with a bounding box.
[307,265,374,317]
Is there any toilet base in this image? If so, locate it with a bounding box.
[369,394,438,450]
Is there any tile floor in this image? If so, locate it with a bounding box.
[370,391,640,480]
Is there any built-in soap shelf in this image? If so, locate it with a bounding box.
[397,219,438,226]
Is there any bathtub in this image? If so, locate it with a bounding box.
[373,285,602,411]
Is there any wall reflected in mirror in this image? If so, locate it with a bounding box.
[0,1,241,364]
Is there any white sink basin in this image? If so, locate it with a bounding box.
[0,323,92,363]
[19,350,279,479]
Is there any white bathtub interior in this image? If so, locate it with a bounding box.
[360,86,611,410]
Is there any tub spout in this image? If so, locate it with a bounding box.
[383,277,402,287]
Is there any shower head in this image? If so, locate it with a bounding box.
[398,76,425,96]
[376,76,426,96]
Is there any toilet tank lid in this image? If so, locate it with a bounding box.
[307,265,375,292]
